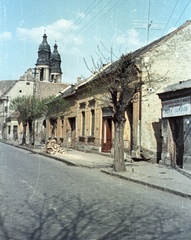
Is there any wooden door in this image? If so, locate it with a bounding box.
[69,117,76,148]
[102,117,112,152]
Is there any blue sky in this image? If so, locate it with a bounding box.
[0,0,191,83]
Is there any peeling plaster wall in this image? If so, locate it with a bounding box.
[138,24,191,161]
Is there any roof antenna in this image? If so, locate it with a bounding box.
[147,0,151,44]
[133,0,162,45]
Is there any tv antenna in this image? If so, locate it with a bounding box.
[133,0,163,44]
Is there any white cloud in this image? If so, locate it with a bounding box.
[0,31,12,41]
[112,29,143,52]
[16,18,82,46]
[16,18,85,59]
[77,10,86,19]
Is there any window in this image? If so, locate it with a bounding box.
[88,99,95,108]
[91,109,95,136]
[82,111,85,136]
[40,68,44,81]
[8,126,11,134]
[80,102,86,109]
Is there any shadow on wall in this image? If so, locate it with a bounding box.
[152,120,162,163]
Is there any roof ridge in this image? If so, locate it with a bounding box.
[132,20,191,58]
[0,80,17,98]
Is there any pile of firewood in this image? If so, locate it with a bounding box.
[45,139,67,155]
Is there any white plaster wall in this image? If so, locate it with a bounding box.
[7,80,34,116]
[8,80,34,100]
[139,24,191,159]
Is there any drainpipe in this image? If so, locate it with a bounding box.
[138,84,142,158]
[76,92,78,149]
[137,67,143,159]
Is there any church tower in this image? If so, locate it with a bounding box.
[35,33,62,83]
[50,43,62,83]
[36,33,51,82]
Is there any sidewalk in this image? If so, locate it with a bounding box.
[4,139,191,200]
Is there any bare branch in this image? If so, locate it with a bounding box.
[100,41,119,59]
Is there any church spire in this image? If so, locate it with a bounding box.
[35,33,51,82]
[50,42,62,83]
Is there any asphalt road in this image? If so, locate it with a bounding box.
[0,143,191,240]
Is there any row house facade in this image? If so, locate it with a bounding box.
[47,67,141,158]
[48,20,191,164]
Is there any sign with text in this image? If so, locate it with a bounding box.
[162,96,191,118]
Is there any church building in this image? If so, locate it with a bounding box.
[36,33,62,83]
[0,33,68,141]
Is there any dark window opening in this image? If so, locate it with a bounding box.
[40,68,44,81]
[82,111,85,136]
[91,109,95,136]
[80,102,86,109]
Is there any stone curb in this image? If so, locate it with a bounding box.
[37,152,112,169]
[3,141,191,200]
[4,141,99,168]
[101,170,191,200]
[37,152,78,167]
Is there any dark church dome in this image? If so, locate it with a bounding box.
[36,33,51,65]
[50,43,62,74]
[39,33,51,51]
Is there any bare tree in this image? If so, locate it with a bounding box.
[85,53,141,172]
[43,96,68,140]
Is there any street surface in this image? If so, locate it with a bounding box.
[0,143,191,240]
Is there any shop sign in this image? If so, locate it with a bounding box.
[162,96,191,118]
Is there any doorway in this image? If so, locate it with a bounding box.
[102,117,112,152]
[68,117,76,148]
[169,117,184,168]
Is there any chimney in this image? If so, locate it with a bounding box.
[77,77,82,83]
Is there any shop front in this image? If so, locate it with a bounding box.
[158,83,191,170]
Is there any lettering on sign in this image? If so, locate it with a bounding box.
[162,96,191,118]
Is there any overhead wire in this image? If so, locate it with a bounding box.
[80,0,124,37]
[62,0,125,50]
[174,0,191,26]
[59,0,115,49]
[161,0,179,36]
[57,0,103,43]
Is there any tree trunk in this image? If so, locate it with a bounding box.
[113,120,126,172]
[51,122,56,140]
[32,121,35,146]
[49,118,57,139]
[28,120,33,146]
[22,122,27,145]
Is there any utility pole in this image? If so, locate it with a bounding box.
[147,0,151,44]
[32,68,37,145]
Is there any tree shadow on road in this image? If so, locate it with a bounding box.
[0,193,190,240]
